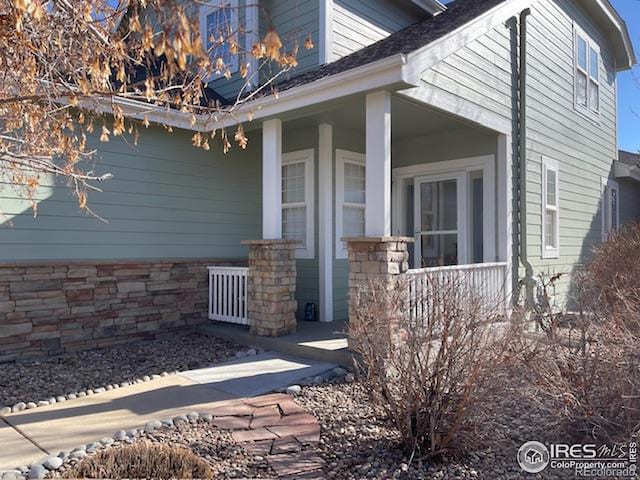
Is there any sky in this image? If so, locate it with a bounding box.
[611,0,640,154]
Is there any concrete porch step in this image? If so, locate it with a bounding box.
[198,321,354,368]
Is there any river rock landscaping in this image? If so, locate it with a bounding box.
[0,333,249,412]
[295,378,577,480]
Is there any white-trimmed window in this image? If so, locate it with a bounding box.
[542,158,560,259]
[336,150,366,259]
[601,177,619,240]
[574,25,600,118]
[282,149,315,259]
[199,0,239,78]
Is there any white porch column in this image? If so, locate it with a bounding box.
[365,91,392,237]
[318,124,333,322]
[262,119,283,239]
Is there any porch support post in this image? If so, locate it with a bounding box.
[318,124,334,322]
[365,91,392,237]
[497,133,513,310]
[262,119,283,239]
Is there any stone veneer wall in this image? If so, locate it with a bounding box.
[0,258,245,362]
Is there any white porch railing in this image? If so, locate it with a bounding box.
[208,266,249,325]
[406,262,509,318]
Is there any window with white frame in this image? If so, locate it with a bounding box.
[282,150,315,259]
[336,150,366,259]
[601,178,619,240]
[542,158,560,258]
[199,0,239,78]
[574,25,600,118]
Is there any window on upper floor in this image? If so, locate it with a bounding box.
[282,149,315,259]
[601,178,619,240]
[542,157,560,259]
[574,25,600,119]
[199,0,239,79]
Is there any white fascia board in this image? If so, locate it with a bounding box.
[88,54,413,133]
[593,0,636,70]
[403,0,535,82]
[615,161,640,183]
[204,53,414,130]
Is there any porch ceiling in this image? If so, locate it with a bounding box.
[281,94,492,140]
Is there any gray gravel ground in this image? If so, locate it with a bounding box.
[0,333,243,407]
[296,378,584,480]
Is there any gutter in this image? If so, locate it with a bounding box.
[87,54,416,133]
[517,8,536,309]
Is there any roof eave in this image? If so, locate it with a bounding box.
[615,161,640,183]
[87,54,417,132]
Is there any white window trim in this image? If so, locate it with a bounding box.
[541,157,560,259]
[573,23,601,120]
[199,0,239,81]
[336,149,366,259]
[601,177,620,240]
[282,149,315,259]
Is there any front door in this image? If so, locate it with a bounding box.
[414,173,467,268]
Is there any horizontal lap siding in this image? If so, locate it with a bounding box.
[332,0,421,59]
[420,24,515,126]
[0,126,261,261]
[261,0,320,75]
[523,0,618,307]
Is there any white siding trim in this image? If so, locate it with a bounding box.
[319,0,334,64]
[262,119,282,239]
[601,176,620,240]
[497,134,513,312]
[336,149,366,259]
[541,157,560,259]
[245,1,259,88]
[318,124,334,321]
[282,149,315,259]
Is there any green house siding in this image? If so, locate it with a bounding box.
[523,0,618,307]
[332,0,422,60]
[0,126,261,261]
[261,0,320,76]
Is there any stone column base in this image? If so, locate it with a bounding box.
[342,236,413,350]
[242,240,298,337]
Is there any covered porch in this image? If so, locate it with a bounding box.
[208,88,514,345]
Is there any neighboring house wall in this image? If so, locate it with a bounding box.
[619,179,640,225]
[331,0,423,60]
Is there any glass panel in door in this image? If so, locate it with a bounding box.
[415,178,459,267]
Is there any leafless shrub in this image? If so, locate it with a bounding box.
[526,270,640,443]
[349,274,518,458]
[584,222,640,319]
[65,442,213,479]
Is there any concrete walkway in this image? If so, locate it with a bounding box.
[0,353,334,470]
